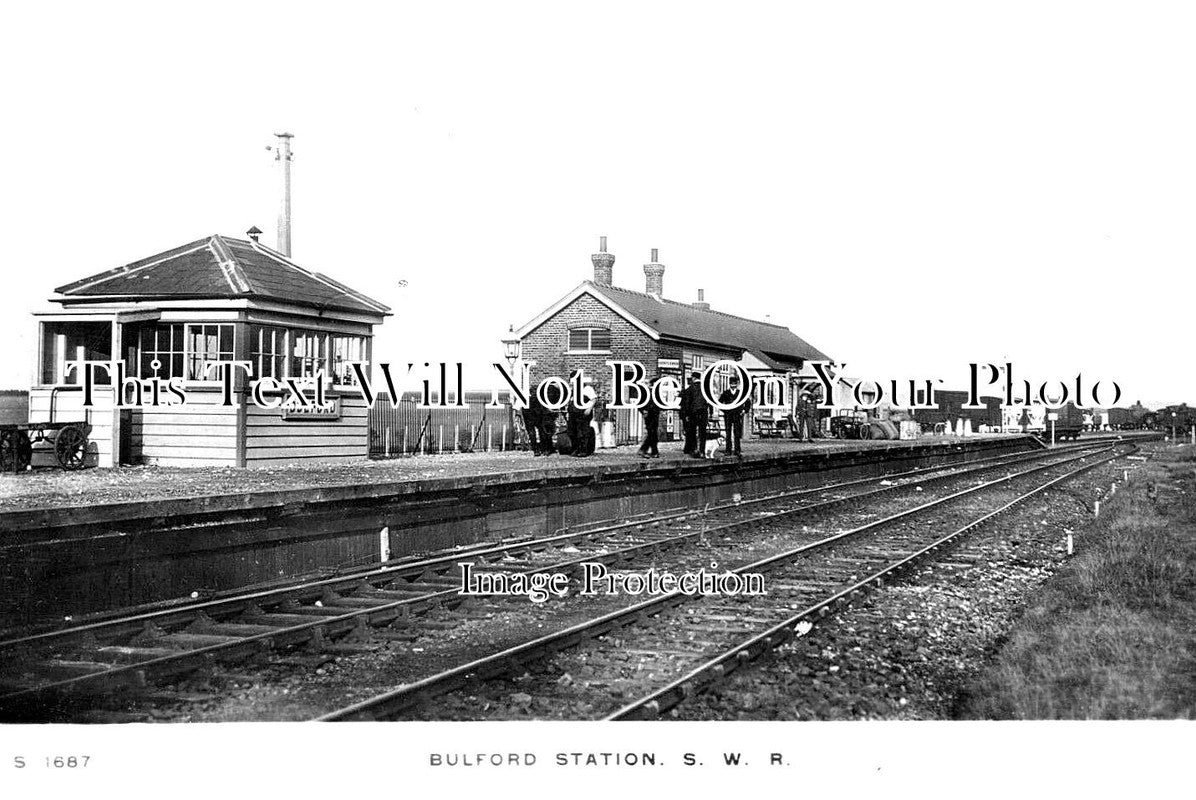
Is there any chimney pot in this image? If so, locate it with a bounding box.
[693,287,710,310]
[643,249,665,296]
[591,236,615,286]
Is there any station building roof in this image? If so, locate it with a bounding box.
[52,234,390,317]
[519,280,830,370]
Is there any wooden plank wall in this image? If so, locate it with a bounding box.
[132,390,238,466]
[245,395,369,466]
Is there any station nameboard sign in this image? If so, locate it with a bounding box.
[281,397,342,421]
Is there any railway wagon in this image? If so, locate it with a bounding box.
[912,391,1001,431]
[1107,402,1155,430]
[1041,402,1085,441]
[1106,407,1133,429]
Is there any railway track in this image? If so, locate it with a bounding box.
[318,443,1130,721]
[0,441,1117,722]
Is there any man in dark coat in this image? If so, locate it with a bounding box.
[566,401,595,457]
[638,386,661,458]
[533,380,562,455]
[718,376,752,457]
[794,385,819,441]
[680,373,708,458]
[522,390,545,455]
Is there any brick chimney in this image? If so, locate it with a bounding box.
[693,288,710,310]
[591,236,615,286]
[643,248,665,296]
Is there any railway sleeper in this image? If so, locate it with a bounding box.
[766,580,844,593]
[155,633,248,650]
[186,621,283,639]
[40,659,114,680]
[242,612,335,628]
[317,596,391,610]
[621,651,705,664]
[283,604,352,617]
[136,689,224,705]
[687,623,758,636]
[407,572,458,586]
[362,586,444,601]
[678,637,735,650]
[92,645,181,664]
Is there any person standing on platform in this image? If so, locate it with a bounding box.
[565,372,596,457]
[534,380,561,456]
[794,386,818,442]
[522,390,545,455]
[567,400,595,457]
[718,376,751,458]
[680,373,708,458]
[638,385,661,458]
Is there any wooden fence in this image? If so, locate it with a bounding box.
[368,392,517,457]
[368,394,683,457]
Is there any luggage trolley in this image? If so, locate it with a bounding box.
[0,388,91,472]
[0,421,91,472]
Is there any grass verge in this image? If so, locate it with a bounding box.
[957,444,1196,719]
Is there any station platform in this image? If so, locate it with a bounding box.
[1,433,1049,623]
[0,434,1025,517]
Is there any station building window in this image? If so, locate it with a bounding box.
[39,321,114,384]
[331,335,365,385]
[138,323,186,380]
[250,325,287,379]
[186,324,235,380]
[246,327,367,385]
[125,322,234,381]
[289,330,328,379]
[568,327,611,352]
[716,360,735,393]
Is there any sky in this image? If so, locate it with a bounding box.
[1,2,1192,408]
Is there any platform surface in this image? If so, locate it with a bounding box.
[0,434,1034,514]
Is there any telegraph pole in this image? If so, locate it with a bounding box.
[272,132,294,256]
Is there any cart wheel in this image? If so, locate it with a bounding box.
[859,424,872,440]
[55,425,88,470]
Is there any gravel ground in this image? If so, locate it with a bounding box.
[0,434,997,512]
[669,456,1124,720]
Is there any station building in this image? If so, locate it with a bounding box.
[30,233,389,467]
[514,239,831,438]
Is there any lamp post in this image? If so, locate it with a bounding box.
[501,324,522,371]
[501,326,526,450]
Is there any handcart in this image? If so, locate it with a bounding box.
[0,421,91,472]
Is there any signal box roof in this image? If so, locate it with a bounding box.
[53,234,390,317]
